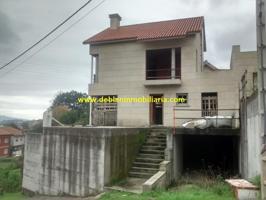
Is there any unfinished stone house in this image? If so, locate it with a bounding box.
[83,14,258,179]
[84,15,255,128]
[22,14,259,197]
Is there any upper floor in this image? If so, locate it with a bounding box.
[84,14,206,87]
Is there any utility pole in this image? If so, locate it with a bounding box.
[257,0,266,199]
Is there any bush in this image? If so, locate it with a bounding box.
[0,169,21,193]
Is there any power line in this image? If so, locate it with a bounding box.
[0,0,93,71]
[0,0,106,78]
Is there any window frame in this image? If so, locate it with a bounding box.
[176,93,189,106]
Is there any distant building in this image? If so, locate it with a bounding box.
[0,127,24,157]
[0,129,11,157]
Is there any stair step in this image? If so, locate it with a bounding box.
[135,157,163,164]
[140,149,165,154]
[146,139,166,144]
[147,135,166,138]
[132,162,160,168]
[128,171,154,178]
[138,153,164,159]
[147,137,166,140]
[149,132,167,135]
[145,142,166,146]
[150,128,168,131]
[141,146,165,151]
[131,167,158,173]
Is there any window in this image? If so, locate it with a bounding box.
[4,149,8,155]
[146,48,181,80]
[176,93,188,106]
[4,138,9,144]
[201,92,218,117]
[92,95,117,126]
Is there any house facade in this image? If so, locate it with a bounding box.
[84,14,257,128]
[0,132,11,157]
[0,127,24,157]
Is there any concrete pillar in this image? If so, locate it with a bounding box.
[173,134,183,181]
[171,48,176,79]
[43,109,52,127]
[89,101,92,126]
[90,55,94,83]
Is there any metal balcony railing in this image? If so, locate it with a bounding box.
[146,67,181,80]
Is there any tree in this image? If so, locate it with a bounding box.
[52,90,88,110]
[51,91,89,125]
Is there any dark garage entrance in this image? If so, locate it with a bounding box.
[183,135,239,175]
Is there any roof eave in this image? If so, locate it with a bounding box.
[84,33,199,45]
[83,37,137,45]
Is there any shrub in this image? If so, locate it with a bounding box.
[0,169,21,192]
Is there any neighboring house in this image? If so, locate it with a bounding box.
[0,129,11,157]
[0,127,24,157]
[83,14,257,127]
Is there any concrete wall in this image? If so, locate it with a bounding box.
[23,133,42,193]
[240,94,261,179]
[247,94,261,178]
[88,34,257,127]
[22,127,148,197]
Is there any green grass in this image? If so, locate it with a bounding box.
[0,192,26,200]
[0,158,18,169]
[101,182,235,200]
[101,171,236,200]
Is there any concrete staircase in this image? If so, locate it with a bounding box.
[128,128,167,179]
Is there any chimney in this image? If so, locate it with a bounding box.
[109,13,121,29]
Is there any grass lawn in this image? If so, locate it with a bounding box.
[0,158,15,169]
[0,193,26,200]
[101,182,235,200]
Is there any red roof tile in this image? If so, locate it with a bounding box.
[84,16,204,45]
[0,127,23,136]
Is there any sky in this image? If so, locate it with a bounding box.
[0,0,256,120]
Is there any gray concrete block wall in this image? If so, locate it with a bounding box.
[22,127,148,197]
[22,133,42,193]
[244,94,261,179]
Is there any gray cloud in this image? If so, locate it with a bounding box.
[0,0,257,119]
[0,12,20,45]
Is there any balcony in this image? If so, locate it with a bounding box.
[144,48,181,86]
[144,68,181,86]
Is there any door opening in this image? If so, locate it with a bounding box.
[150,94,163,125]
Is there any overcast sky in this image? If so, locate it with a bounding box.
[0,0,256,120]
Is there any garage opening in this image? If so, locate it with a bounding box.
[182,135,239,176]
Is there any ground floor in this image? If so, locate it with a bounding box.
[91,93,239,128]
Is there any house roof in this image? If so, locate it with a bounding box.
[83,16,205,46]
[0,127,23,136]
